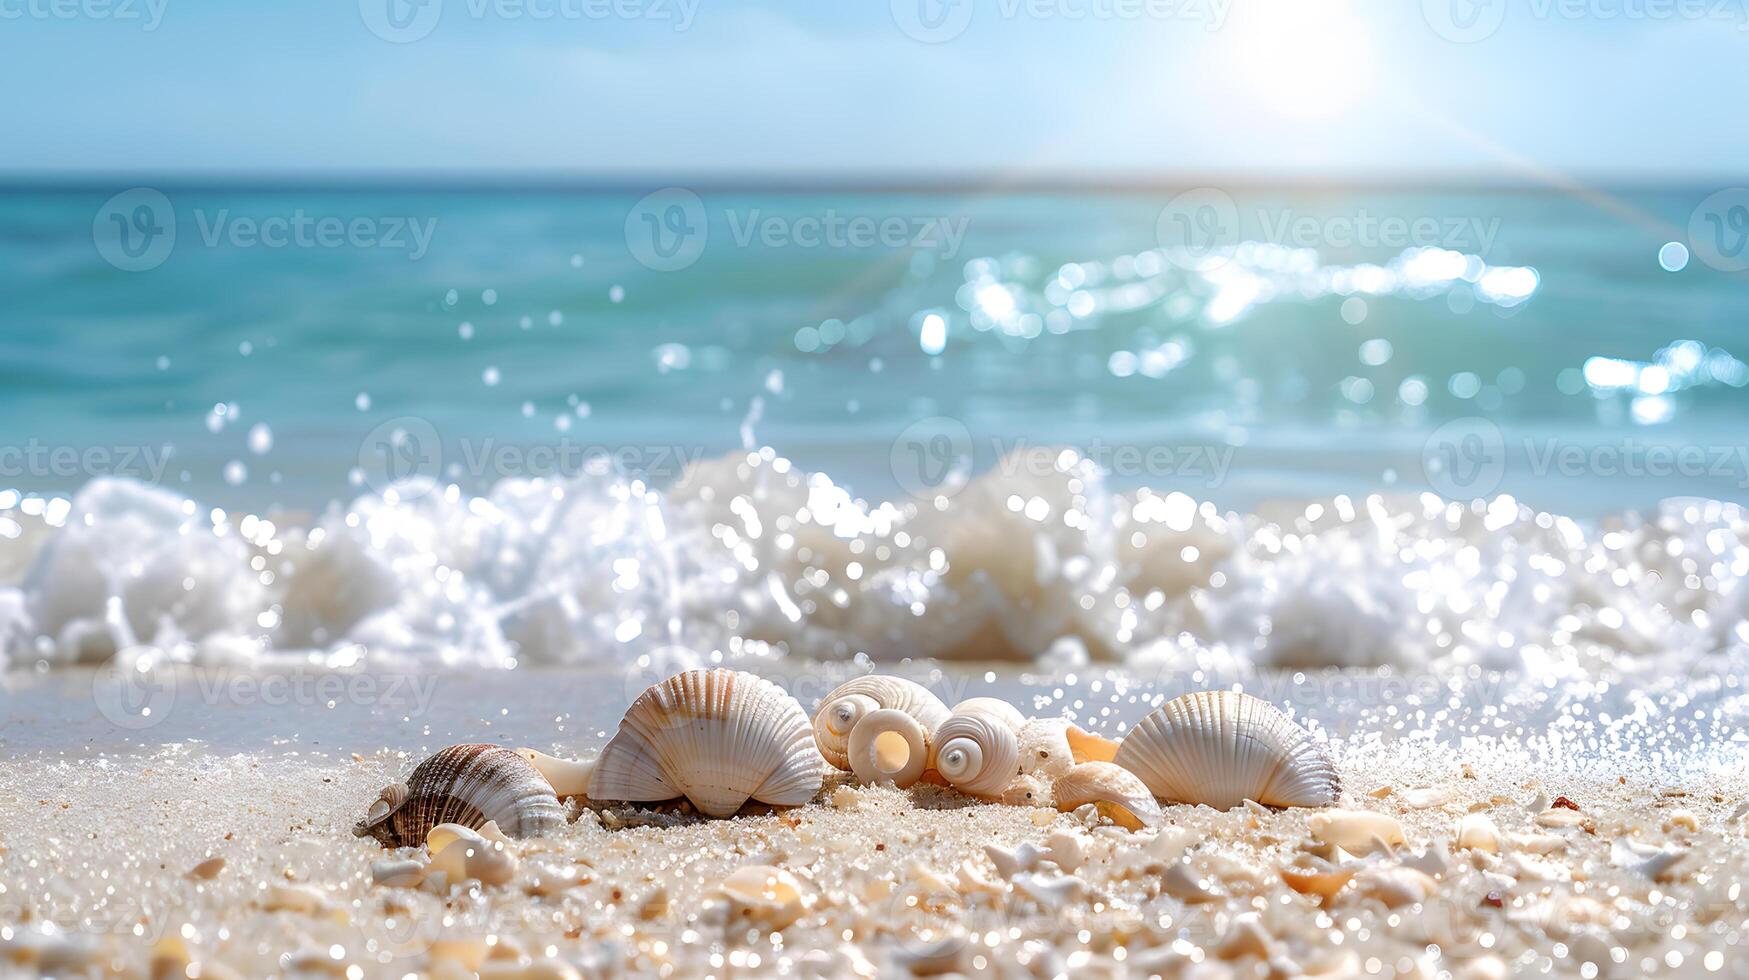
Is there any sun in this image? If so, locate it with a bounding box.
[1235,0,1377,120]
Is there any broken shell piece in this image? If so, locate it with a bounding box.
[261,884,347,922]
[186,856,226,881]
[720,865,807,931]
[998,772,1050,807]
[1279,858,1355,905]
[1114,691,1339,810]
[1456,813,1502,854]
[1046,831,1087,873]
[984,841,1051,879]
[1663,809,1699,832]
[426,823,517,887]
[1052,762,1164,830]
[514,748,594,799]
[1508,832,1565,854]
[1161,861,1220,904]
[371,859,427,888]
[846,707,931,788]
[1535,807,1588,829]
[932,698,1025,799]
[1611,838,1689,882]
[1306,809,1405,856]
[1401,786,1454,810]
[355,744,563,847]
[589,668,825,818]
[1214,912,1275,961]
[1016,719,1120,780]
[1354,867,1437,909]
[811,675,950,773]
[1012,872,1083,910]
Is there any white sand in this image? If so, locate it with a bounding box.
[2,666,1745,979]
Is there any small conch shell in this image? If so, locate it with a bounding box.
[931,697,1026,799]
[1113,691,1339,810]
[1051,762,1164,830]
[354,744,563,848]
[812,676,950,784]
[587,668,825,818]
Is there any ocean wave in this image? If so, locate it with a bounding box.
[1,449,1745,675]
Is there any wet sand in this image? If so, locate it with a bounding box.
[1,666,1745,979]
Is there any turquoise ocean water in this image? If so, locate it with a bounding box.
[2,184,1746,515]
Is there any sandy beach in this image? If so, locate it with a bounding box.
[2,665,1743,979]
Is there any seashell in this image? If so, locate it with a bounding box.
[1455,813,1502,853]
[588,669,825,818]
[812,675,950,774]
[426,823,518,887]
[1016,719,1120,780]
[846,708,931,788]
[371,859,427,888]
[1160,860,1220,903]
[1610,838,1688,882]
[1663,809,1699,832]
[719,865,807,931]
[515,748,594,798]
[1052,762,1164,830]
[1115,691,1338,810]
[1307,809,1405,856]
[1401,786,1454,810]
[931,697,1026,799]
[1508,832,1565,854]
[1213,912,1274,962]
[355,744,563,847]
[1534,807,1587,829]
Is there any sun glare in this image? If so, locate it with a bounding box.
[1237,0,1377,119]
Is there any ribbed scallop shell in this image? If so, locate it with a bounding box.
[354,744,564,847]
[1114,691,1339,810]
[1052,761,1164,830]
[812,675,951,771]
[587,668,825,818]
[930,697,1026,799]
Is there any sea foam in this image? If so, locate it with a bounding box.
[1,451,1745,675]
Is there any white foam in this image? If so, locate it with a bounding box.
[1,456,1745,676]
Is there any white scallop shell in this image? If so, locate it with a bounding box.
[1113,691,1339,810]
[1051,761,1164,830]
[588,668,825,818]
[354,744,564,847]
[930,697,1025,799]
[812,675,950,772]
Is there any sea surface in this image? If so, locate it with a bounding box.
[1,184,1748,675]
[1,184,1746,512]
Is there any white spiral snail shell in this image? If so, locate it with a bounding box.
[354,744,564,848]
[587,668,826,818]
[1113,691,1339,810]
[813,675,951,788]
[929,697,1027,800]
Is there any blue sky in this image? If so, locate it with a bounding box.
[0,0,1743,178]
